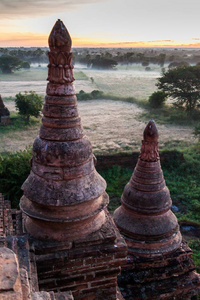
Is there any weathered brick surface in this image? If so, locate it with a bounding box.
[6,234,39,295]
[30,211,126,300]
[114,121,200,299]
[0,194,14,237]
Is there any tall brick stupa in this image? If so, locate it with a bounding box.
[114,120,200,299]
[19,19,126,300]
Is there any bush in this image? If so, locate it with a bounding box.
[193,123,200,140]
[0,148,32,208]
[188,239,200,273]
[76,90,93,100]
[149,91,167,108]
[15,91,43,123]
[91,90,104,98]
[77,90,104,101]
[21,61,30,69]
[142,61,149,67]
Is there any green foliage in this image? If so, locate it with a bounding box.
[142,61,149,67]
[15,91,43,123]
[90,57,118,69]
[193,123,200,140]
[77,90,104,100]
[0,55,24,73]
[138,104,200,127]
[0,148,32,208]
[168,61,189,69]
[148,91,167,108]
[157,65,200,113]
[77,90,93,100]
[188,239,200,273]
[161,145,200,225]
[91,90,104,98]
[99,165,133,213]
[0,112,41,136]
[98,145,200,223]
[21,61,30,69]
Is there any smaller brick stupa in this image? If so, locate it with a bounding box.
[114,120,200,299]
[0,95,10,125]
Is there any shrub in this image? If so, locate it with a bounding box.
[193,123,200,140]
[21,61,30,69]
[0,148,32,208]
[149,91,167,108]
[188,239,200,273]
[76,90,92,100]
[15,91,43,123]
[142,61,149,67]
[77,90,104,101]
[91,90,104,98]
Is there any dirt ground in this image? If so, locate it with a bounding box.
[2,99,195,154]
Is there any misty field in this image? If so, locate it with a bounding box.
[0,63,197,154]
[1,100,195,155]
[0,63,160,98]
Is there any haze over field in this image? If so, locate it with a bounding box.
[0,63,161,98]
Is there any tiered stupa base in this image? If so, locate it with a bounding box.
[29,210,127,300]
[118,241,200,300]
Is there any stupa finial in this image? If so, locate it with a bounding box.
[48,19,72,52]
[140,119,159,162]
[143,119,158,142]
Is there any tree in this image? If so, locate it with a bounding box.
[157,65,200,113]
[15,91,43,123]
[0,55,24,73]
[91,57,118,69]
[149,91,167,108]
[168,61,189,69]
[158,53,166,67]
[21,61,30,69]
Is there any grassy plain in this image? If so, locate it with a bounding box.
[0,64,198,153]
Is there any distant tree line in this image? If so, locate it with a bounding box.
[0,47,48,64]
[1,47,200,70]
[72,48,200,69]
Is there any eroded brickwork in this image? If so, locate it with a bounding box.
[19,19,127,300]
[0,193,14,237]
[114,120,200,299]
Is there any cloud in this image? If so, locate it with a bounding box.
[0,0,105,19]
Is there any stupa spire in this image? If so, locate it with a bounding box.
[114,121,200,299]
[19,20,127,299]
[114,120,181,256]
[19,20,108,241]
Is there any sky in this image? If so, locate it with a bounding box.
[0,0,200,48]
